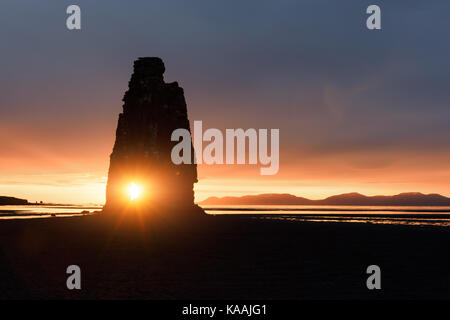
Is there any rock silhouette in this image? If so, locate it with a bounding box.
[104,57,200,214]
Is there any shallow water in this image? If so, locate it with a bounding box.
[203,205,450,227]
[0,205,102,219]
[2,204,450,226]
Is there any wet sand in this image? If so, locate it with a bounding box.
[0,213,449,299]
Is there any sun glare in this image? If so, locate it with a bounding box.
[127,182,142,201]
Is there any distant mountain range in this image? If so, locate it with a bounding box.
[200,192,450,206]
[0,196,28,205]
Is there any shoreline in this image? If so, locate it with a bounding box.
[3,209,450,227]
[1,213,450,299]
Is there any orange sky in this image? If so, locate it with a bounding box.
[2,2,450,204]
[2,120,450,204]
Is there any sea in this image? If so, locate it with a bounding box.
[2,204,450,227]
[0,205,102,219]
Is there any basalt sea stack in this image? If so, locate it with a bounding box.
[104,57,201,215]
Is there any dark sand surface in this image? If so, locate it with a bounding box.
[0,213,449,299]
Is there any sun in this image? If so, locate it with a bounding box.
[127,182,142,201]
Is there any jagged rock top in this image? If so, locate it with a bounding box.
[133,57,165,79]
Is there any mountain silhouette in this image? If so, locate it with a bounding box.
[200,192,450,206]
[0,196,28,205]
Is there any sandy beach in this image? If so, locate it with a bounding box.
[1,213,449,299]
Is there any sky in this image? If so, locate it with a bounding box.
[1,0,450,204]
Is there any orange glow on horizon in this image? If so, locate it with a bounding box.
[2,167,450,205]
[2,121,450,204]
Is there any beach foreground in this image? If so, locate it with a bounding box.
[0,213,449,299]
